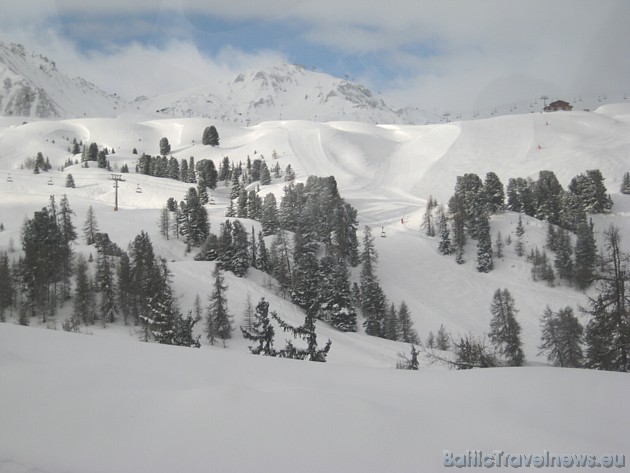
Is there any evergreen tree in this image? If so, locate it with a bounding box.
[272,307,332,362]
[257,231,270,273]
[397,301,419,344]
[187,156,196,183]
[621,172,630,195]
[582,225,630,371]
[159,206,170,240]
[270,229,292,296]
[483,171,505,213]
[436,324,450,350]
[476,211,494,273]
[495,231,504,258]
[206,264,232,347]
[553,228,574,283]
[98,252,117,325]
[179,159,189,182]
[83,206,99,245]
[72,254,92,326]
[421,196,436,237]
[448,193,466,264]
[241,298,278,356]
[396,345,420,370]
[426,331,436,349]
[436,206,452,255]
[574,220,597,290]
[453,334,498,369]
[360,226,387,337]
[97,150,107,169]
[515,214,525,257]
[65,173,75,188]
[261,193,280,236]
[117,252,132,325]
[539,306,583,367]
[284,164,295,182]
[202,126,220,146]
[0,252,13,322]
[534,170,563,225]
[568,169,612,214]
[488,288,524,366]
[260,161,271,185]
[159,137,171,156]
[229,220,250,277]
[383,302,400,341]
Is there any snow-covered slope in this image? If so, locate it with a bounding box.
[0,42,124,119]
[1,104,630,365]
[1,323,629,473]
[2,103,630,472]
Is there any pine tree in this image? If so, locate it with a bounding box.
[515,214,525,257]
[483,171,505,213]
[83,206,99,245]
[261,193,280,236]
[396,345,420,370]
[202,126,220,146]
[476,211,494,273]
[284,164,295,182]
[98,252,117,325]
[574,220,597,289]
[426,331,436,349]
[272,307,332,362]
[159,206,170,240]
[437,206,452,255]
[206,264,232,347]
[488,288,524,366]
[187,156,196,183]
[360,226,387,337]
[179,159,189,182]
[260,161,271,185]
[65,173,75,188]
[383,302,399,341]
[582,225,630,371]
[241,298,277,356]
[448,193,466,264]
[72,254,92,326]
[453,334,498,369]
[257,230,270,273]
[242,293,255,333]
[553,228,574,283]
[397,301,419,344]
[539,306,583,367]
[421,196,436,237]
[436,324,450,350]
[0,252,13,322]
[117,252,132,325]
[159,137,171,156]
[495,231,504,258]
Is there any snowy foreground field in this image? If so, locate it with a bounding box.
[1,104,630,471]
[1,323,629,473]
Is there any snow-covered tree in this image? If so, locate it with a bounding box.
[488,288,524,366]
[206,264,232,347]
[539,306,583,367]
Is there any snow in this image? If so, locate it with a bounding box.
[1,323,629,473]
[1,104,630,471]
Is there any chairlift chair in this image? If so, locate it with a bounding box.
[380,226,386,238]
[136,184,143,193]
[47,178,53,186]
[7,174,13,182]
[209,195,215,205]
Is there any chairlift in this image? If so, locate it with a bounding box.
[209,195,216,205]
[136,184,143,193]
[7,173,13,182]
[47,178,53,186]
[380,226,386,238]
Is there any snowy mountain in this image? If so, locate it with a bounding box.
[136,64,429,125]
[0,42,124,119]
[0,42,427,124]
[1,103,630,471]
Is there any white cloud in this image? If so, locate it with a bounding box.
[1,0,629,114]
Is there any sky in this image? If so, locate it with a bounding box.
[1,0,629,116]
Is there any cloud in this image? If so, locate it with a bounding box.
[1,0,629,115]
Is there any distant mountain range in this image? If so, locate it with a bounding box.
[0,42,430,124]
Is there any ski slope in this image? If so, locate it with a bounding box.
[1,323,629,473]
[2,105,630,471]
